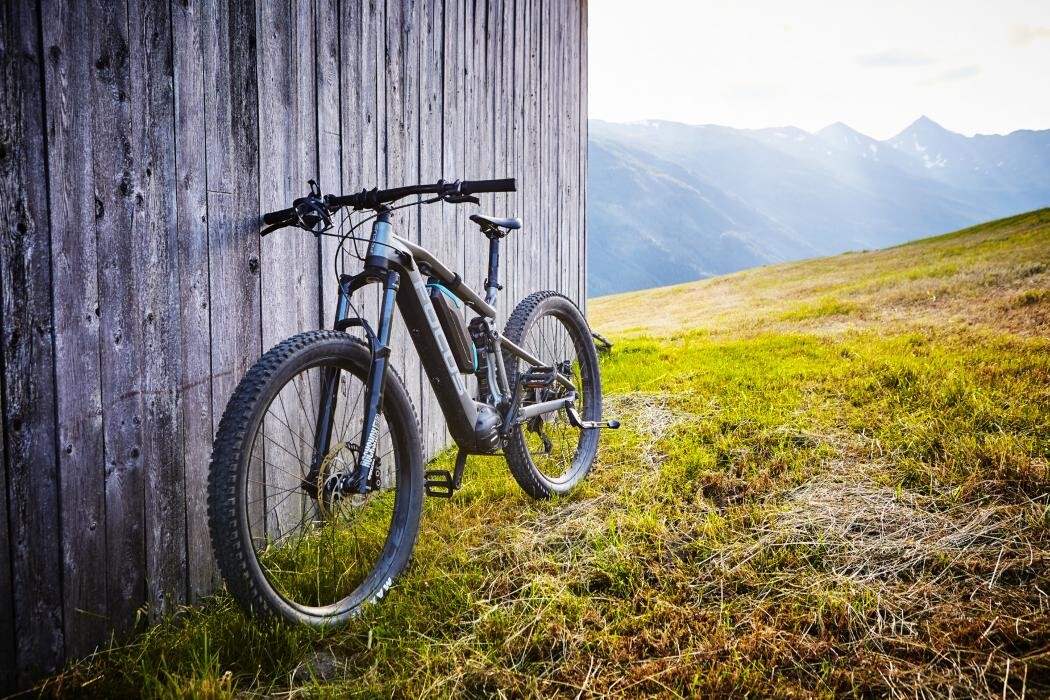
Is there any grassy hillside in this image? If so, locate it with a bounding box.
[591,208,1050,339]
[45,211,1049,697]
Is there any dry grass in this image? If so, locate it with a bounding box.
[711,464,1049,697]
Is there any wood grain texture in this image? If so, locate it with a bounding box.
[317,0,342,324]
[2,0,586,687]
[0,385,9,693]
[173,0,217,601]
[0,1,64,685]
[91,0,147,640]
[418,0,444,455]
[578,0,588,311]
[205,0,262,432]
[129,0,186,618]
[43,0,108,667]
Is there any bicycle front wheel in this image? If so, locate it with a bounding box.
[208,330,423,626]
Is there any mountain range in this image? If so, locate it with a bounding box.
[587,117,1050,296]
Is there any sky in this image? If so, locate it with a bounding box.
[588,0,1050,139]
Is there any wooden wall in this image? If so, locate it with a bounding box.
[0,0,586,689]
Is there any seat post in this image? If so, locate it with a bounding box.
[484,233,501,304]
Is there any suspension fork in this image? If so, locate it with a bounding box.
[352,269,399,492]
[307,249,400,498]
[305,267,399,497]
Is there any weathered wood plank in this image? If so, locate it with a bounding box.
[0,2,63,684]
[522,0,536,307]
[129,0,186,617]
[418,0,445,455]
[204,0,262,442]
[258,0,319,351]
[531,0,544,294]
[0,384,9,693]
[442,0,476,411]
[503,0,517,310]
[579,0,588,312]
[373,0,387,189]
[571,0,580,305]
[383,0,424,450]
[172,0,216,601]
[540,0,551,294]
[256,0,317,542]
[579,0,588,311]
[559,0,570,300]
[402,0,427,455]
[507,0,518,314]
[559,0,570,301]
[465,0,482,293]
[317,0,342,323]
[483,0,497,316]
[41,0,107,668]
[555,0,566,298]
[90,0,147,639]
[203,0,263,572]
[508,0,523,314]
[519,0,529,302]
[487,0,501,321]
[550,0,560,298]
[537,0,546,295]
[337,0,383,394]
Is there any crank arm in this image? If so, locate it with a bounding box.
[514,392,578,424]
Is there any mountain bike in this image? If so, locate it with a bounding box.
[207,177,619,626]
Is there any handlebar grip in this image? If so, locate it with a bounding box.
[460,178,516,194]
[262,206,296,225]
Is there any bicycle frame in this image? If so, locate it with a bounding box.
[309,209,576,493]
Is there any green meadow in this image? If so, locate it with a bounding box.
[44,211,1049,697]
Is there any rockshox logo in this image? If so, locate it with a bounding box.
[359,415,380,471]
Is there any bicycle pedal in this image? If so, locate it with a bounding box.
[521,366,557,389]
[424,469,456,498]
[565,405,621,430]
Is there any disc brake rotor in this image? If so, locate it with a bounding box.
[315,442,381,515]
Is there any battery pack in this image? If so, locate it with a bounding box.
[428,283,477,374]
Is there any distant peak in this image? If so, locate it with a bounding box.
[818,121,863,137]
[820,121,851,131]
[895,115,953,139]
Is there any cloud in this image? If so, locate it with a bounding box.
[856,49,934,68]
[1009,24,1050,47]
[921,65,981,85]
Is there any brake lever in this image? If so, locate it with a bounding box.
[444,194,480,205]
[260,221,292,237]
[294,191,333,234]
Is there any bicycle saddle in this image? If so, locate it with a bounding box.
[470,213,522,231]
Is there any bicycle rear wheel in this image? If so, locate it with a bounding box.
[502,292,602,499]
[208,331,423,626]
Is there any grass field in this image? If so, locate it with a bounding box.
[42,211,1050,697]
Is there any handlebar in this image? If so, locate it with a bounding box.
[261,177,517,233]
[328,177,516,209]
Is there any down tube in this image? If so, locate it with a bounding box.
[395,263,480,449]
